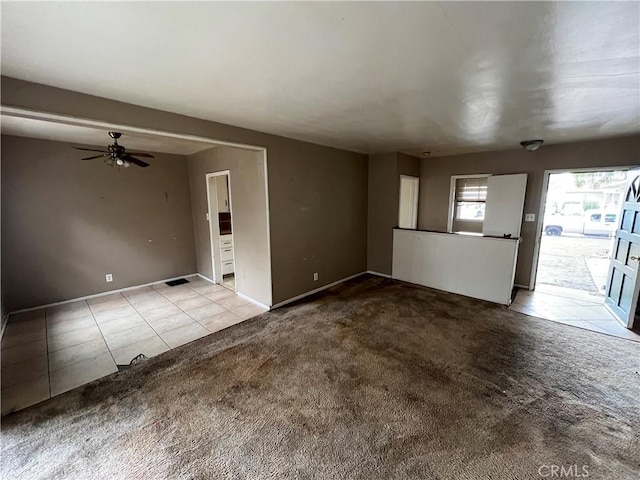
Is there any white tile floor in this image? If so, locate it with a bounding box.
[510,284,640,342]
[1,276,267,415]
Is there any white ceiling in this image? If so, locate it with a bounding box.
[0,115,214,156]
[1,2,639,157]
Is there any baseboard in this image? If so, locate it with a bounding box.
[514,283,531,290]
[236,292,271,310]
[0,314,9,341]
[271,272,367,309]
[6,273,200,317]
[196,273,215,283]
[195,273,271,310]
[366,270,392,279]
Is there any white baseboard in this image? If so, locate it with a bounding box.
[271,272,367,309]
[196,273,215,283]
[514,283,531,290]
[195,273,270,310]
[0,314,9,340]
[7,273,199,317]
[236,292,271,310]
[366,270,392,278]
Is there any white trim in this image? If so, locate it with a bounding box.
[205,174,219,283]
[196,273,215,283]
[271,272,367,309]
[205,171,234,287]
[0,315,9,340]
[198,273,269,309]
[6,274,199,317]
[236,292,270,310]
[514,283,531,290]
[0,106,265,152]
[366,270,392,278]
[262,150,274,306]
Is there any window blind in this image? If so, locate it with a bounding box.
[455,177,488,202]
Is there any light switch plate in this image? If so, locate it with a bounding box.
[524,213,536,222]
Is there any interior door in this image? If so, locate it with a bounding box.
[604,173,640,328]
[398,175,419,229]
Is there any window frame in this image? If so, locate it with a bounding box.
[448,174,491,233]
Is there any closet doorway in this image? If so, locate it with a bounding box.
[206,171,236,291]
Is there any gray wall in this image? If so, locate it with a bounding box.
[188,146,271,306]
[367,152,420,275]
[418,135,640,287]
[1,77,369,306]
[1,135,196,312]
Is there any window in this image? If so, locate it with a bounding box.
[448,175,489,234]
[590,214,602,222]
[454,176,488,221]
[605,214,616,223]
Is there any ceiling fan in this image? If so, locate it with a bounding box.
[73,132,154,168]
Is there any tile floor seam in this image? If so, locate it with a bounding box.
[154,286,226,331]
[2,278,266,414]
[120,291,172,352]
[88,298,120,371]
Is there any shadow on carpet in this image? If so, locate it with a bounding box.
[2,275,639,479]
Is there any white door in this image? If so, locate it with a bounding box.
[398,175,419,229]
[604,173,640,328]
[482,173,528,237]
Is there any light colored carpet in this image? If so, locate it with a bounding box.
[2,275,639,479]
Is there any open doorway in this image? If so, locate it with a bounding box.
[206,171,236,292]
[535,169,630,300]
[510,168,640,341]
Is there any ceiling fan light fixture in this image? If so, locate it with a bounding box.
[520,139,544,151]
[74,132,153,168]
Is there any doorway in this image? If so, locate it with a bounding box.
[535,169,629,299]
[509,167,640,340]
[206,171,236,291]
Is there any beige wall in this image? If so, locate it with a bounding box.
[1,77,369,306]
[188,146,271,306]
[418,135,640,287]
[1,134,197,312]
[367,152,420,275]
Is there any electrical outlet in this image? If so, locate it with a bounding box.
[313,272,319,281]
[524,213,536,222]
[105,274,113,283]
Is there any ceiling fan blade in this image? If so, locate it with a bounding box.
[82,154,108,160]
[122,154,149,168]
[74,147,108,153]
[126,152,155,158]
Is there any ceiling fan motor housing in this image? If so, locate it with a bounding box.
[108,143,126,158]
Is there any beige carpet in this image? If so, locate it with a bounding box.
[2,275,639,479]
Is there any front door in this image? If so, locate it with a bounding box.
[604,173,640,328]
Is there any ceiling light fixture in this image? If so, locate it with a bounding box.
[520,139,544,151]
[422,151,431,157]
